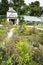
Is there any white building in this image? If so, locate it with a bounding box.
[23,16,42,22]
[21,15,43,22]
[7,7,19,24]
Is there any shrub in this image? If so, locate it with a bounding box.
[15,41,34,65]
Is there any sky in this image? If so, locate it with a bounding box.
[25,0,43,6]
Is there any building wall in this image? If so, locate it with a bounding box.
[7,12,18,18]
[23,16,43,22]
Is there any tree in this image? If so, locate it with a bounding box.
[29,1,42,16]
[12,0,25,15]
[20,5,29,15]
[0,0,9,15]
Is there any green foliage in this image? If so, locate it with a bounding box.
[20,5,29,15]
[0,24,43,65]
[19,17,25,25]
[0,15,6,23]
[29,1,42,16]
[38,33,43,45]
[15,41,34,65]
[12,0,25,15]
[0,24,13,44]
[0,29,6,42]
[33,47,43,65]
[1,21,13,26]
[0,47,8,64]
[0,0,9,15]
